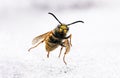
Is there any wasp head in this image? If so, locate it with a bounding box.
[57,24,69,34]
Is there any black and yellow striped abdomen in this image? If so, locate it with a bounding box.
[45,32,64,52]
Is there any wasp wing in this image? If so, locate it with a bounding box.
[32,31,51,45]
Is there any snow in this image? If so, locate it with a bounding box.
[0,0,120,78]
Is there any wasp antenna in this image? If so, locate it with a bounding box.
[67,21,84,26]
[48,12,62,25]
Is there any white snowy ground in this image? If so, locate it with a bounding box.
[0,0,120,78]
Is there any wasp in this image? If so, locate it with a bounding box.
[28,12,84,65]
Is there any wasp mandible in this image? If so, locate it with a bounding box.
[28,12,84,65]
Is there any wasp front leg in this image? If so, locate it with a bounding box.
[63,39,71,65]
[58,35,72,65]
[63,34,72,46]
[58,34,72,58]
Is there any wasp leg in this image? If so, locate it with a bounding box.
[63,53,67,65]
[62,34,71,39]
[63,48,70,65]
[60,42,66,47]
[58,41,67,58]
[63,39,71,65]
[69,34,72,46]
[62,34,72,46]
[47,51,50,58]
[58,46,63,58]
[28,40,45,52]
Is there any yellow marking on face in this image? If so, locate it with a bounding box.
[64,30,67,33]
[59,28,68,34]
[59,28,62,32]
[60,25,67,30]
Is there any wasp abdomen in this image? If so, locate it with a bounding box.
[45,41,59,52]
[45,33,62,52]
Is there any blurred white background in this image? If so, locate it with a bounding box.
[0,0,118,13]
